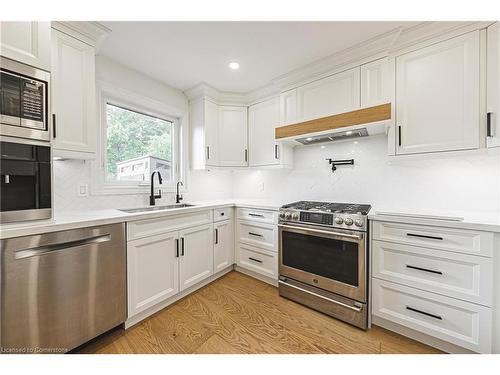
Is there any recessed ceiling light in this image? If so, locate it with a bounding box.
[306,137,313,141]
[346,131,353,135]
[228,61,240,70]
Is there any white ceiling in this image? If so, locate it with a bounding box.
[99,21,412,93]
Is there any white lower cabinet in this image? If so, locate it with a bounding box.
[371,219,494,353]
[214,219,234,273]
[236,243,278,280]
[373,279,492,353]
[127,231,180,317]
[126,208,235,324]
[179,223,214,291]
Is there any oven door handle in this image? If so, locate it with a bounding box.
[278,280,363,312]
[278,224,363,240]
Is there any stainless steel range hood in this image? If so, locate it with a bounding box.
[295,128,369,145]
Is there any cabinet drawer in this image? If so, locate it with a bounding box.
[237,220,276,252]
[372,279,492,353]
[213,207,233,222]
[236,208,277,224]
[372,221,493,257]
[237,243,278,280]
[372,240,493,306]
[127,210,213,241]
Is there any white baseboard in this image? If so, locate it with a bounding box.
[124,266,234,329]
[372,315,476,354]
[234,266,278,287]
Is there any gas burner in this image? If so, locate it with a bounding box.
[281,201,371,215]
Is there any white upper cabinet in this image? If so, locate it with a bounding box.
[296,67,361,122]
[179,223,214,291]
[487,22,500,148]
[395,31,481,155]
[189,98,219,169]
[127,231,180,318]
[218,106,248,167]
[214,219,234,273]
[361,58,391,107]
[279,88,298,125]
[0,22,51,71]
[249,97,292,167]
[51,29,96,157]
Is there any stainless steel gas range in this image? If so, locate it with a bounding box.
[278,201,371,329]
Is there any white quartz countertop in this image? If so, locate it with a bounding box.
[0,199,283,240]
[369,207,500,233]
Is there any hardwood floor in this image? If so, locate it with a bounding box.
[77,271,442,354]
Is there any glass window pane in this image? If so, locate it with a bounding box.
[106,104,173,183]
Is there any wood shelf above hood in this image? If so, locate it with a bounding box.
[275,103,391,139]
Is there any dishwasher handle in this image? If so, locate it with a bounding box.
[15,234,112,260]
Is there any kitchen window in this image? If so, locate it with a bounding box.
[105,103,175,183]
[92,82,183,195]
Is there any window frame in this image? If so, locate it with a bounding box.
[91,81,186,195]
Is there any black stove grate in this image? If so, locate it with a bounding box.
[281,201,371,215]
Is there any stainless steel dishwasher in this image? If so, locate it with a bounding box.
[0,223,126,353]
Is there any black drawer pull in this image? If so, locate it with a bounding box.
[406,306,442,320]
[52,114,57,138]
[248,257,263,264]
[248,232,263,237]
[181,237,185,256]
[487,112,492,137]
[406,265,443,275]
[248,213,264,218]
[406,233,443,241]
[175,239,180,257]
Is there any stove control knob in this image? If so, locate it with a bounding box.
[354,219,364,227]
[279,212,285,219]
[292,213,299,220]
[334,217,344,225]
[284,212,292,220]
[344,218,354,226]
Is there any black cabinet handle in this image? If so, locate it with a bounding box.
[206,146,210,160]
[406,306,442,320]
[248,213,264,218]
[248,257,262,264]
[244,149,248,162]
[181,237,185,256]
[487,112,493,137]
[406,264,443,275]
[407,233,443,241]
[398,125,401,146]
[275,144,279,159]
[215,228,219,245]
[52,114,57,138]
[248,232,263,237]
[175,239,180,257]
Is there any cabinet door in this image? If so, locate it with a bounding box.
[205,99,220,166]
[51,29,96,154]
[487,23,500,148]
[249,97,280,166]
[127,231,180,318]
[0,21,50,70]
[279,89,297,125]
[297,67,361,122]
[396,31,480,155]
[218,106,248,166]
[214,219,234,273]
[179,223,214,291]
[361,58,391,107]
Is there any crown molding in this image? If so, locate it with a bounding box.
[51,21,111,51]
[184,21,495,107]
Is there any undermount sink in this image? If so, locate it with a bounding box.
[119,204,195,214]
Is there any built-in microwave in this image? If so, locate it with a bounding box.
[0,57,50,142]
[0,140,52,223]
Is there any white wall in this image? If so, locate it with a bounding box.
[233,135,500,215]
[53,56,233,212]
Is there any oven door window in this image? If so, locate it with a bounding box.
[282,230,359,287]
